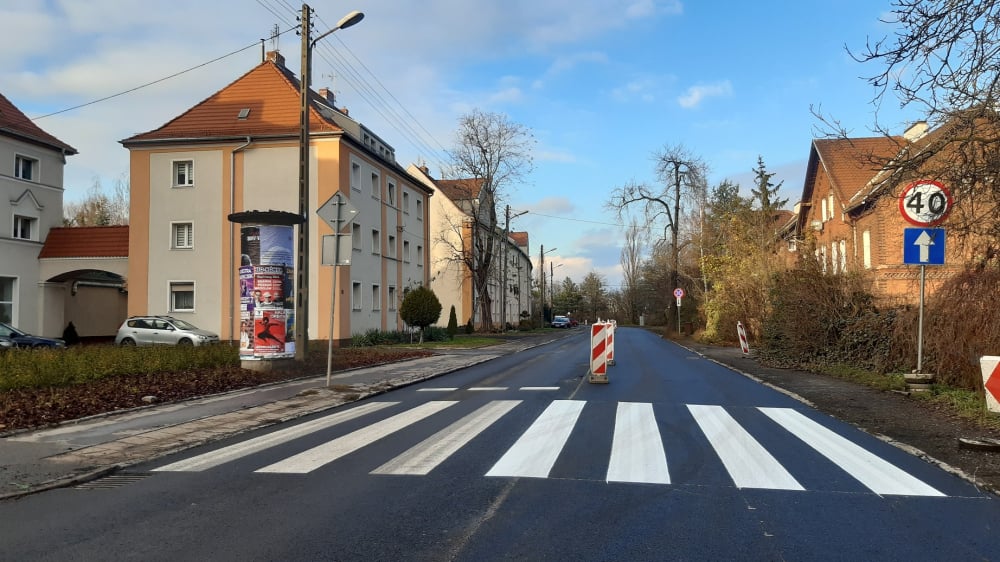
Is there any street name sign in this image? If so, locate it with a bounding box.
[903,228,945,265]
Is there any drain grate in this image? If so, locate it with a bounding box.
[75,474,151,490]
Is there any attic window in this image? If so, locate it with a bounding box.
[237,108,251,120]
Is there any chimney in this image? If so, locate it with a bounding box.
[418,164,430,176]
[903,121,928,141]
[317,88,335,105]
[266,50,285,68]
[339,106,349,116]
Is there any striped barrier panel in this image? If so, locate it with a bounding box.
[589,322,609,384]
[607,320,616,366]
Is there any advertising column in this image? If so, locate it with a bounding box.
[239,225,295,359]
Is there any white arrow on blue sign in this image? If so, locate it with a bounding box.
[903,228,946,265]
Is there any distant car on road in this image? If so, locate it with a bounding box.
[115,316,220,346]
[0,321,66,349]
[551,315,571,328]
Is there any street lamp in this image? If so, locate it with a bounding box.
[295,5,364,361]
[550,262,563,313]
[538,245,556,325]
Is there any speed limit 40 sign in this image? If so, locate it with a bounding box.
[899,180,952,226]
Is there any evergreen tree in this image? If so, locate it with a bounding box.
[750,156,788,211]
[400,286,442,343]
[446,305,459,340]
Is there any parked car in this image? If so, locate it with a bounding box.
[551,315,571,328]
[0,321,66,349]
[115,316,220,346]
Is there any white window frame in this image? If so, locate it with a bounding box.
[388,234,396,258]
[839,239,847,273]
[388,286,397,311]
[387,178,396,207]
[352,281,362,310]
[862,230,872,269]
[352,223,362,251]
[0,276,16,324]
[14,155,38,182]
[169,281,195,312]
[416,198,423,220]
[403,192,410,214]
[371,171,380,199]
[371,284,381,311]
[171,222,194,249]
[417,245,423,266]
[821,198,828,222]
[403,240,410,263]
[351,161,361,192]
[372,229,381,255]
[173,160,194,188]
[12,214,35,240]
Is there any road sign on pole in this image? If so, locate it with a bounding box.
[899,180,952,226]
[982,356,1000,413]
[903,228,946,265]
[317,191,358,233]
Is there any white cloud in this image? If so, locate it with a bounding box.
[677,80,733,108]
[529,197,576,215]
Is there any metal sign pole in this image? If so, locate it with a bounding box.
[326,194,343,387]
[917,264,925,373]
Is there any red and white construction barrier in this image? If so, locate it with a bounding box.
[982,355,1000,414]
[607,320,616,366]
[589,321,610,384]
[737,321,750,355]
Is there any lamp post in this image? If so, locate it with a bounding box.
[501,205,528,332]
[295,5,364,361]
[538,245,556,326]
[550,262,563,314]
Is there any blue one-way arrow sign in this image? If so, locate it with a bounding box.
[903,228,946,265]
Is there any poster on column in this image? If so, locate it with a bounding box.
[240,225,295,358]
[254,309,287,357]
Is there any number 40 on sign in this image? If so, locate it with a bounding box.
[899,180,952,227]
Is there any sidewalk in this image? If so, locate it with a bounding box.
[0,335,562,500]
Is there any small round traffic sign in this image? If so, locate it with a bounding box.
[899,180,952,226]
[673,288,685,298]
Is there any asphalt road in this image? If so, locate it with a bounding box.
[2,327,998,561]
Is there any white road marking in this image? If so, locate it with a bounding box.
[519,387,560,391]
[468,387,508,391]
[688,404,803,490]
[607,402,671,484]
[486,400,585,478]
[759,407,944,497]
[255,401,457,474]
[372,400,522,475]
[153,402,397,472]
[417,388,459,392]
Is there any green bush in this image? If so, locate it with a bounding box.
[446,305,458,340]
[0,344,240,392]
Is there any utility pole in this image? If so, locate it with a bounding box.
[294,3,313,361]
[501,205,527,332]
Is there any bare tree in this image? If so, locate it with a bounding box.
[619,219,645,324]
[609,145,707,331]
[439,110,534,330]
[64,173,130,226]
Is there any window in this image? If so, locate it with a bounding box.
[12,215,35,240]
[821,198,828,222]
[388,286,397,310]
[371,172,380,199]
[403,192,410,213]
[372,284,381,310]
[14,155,37,181]
[371,229,381,254]
[352,223,362,250]
[0,277,14,323]
[171,222,193,249]
[839,240,847,273]
[417,245,423,266]
[352,281,362,310]
[863,230,872,269]
[173,160,193,187]
[403,240,410,262]
[351,162,361,192]
[388,235,396,258]
[416,199,422,220]
[170,282,195,312]
[831,241,839,274]
[829,194,835,219]
[387,179,396,206]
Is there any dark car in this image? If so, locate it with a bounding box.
[551,315,571,328]
[0,321,66,349]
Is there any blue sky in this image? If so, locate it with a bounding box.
[4,0,920,290]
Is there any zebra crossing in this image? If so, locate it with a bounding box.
[153,399,946,497]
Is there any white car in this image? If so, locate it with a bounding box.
[114,316,220,346]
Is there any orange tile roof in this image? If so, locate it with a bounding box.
[122,54,342,143]
[813,137,902,202]
[435,178,483,202]
[510,231,529,247]
[39,226,129,258]
[0,92,77,154]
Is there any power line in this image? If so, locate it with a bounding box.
[523,211,625,228]
[31,31,297,121]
